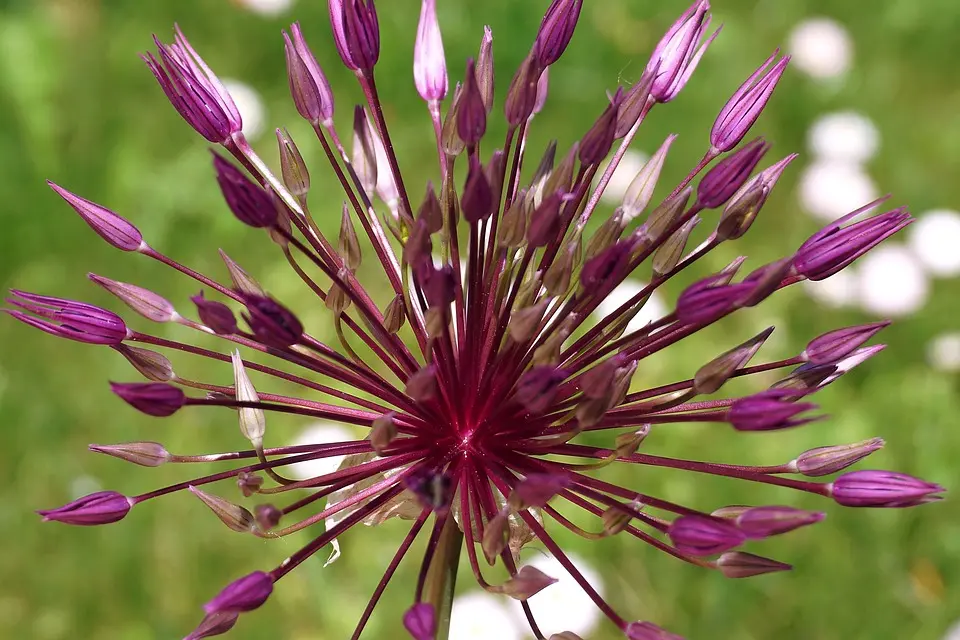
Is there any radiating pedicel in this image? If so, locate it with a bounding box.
[8,0,943,638]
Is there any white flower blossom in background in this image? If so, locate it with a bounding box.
[788,18,853,80]
[597,150,650,205]
[450,592,525,640]
[799,160,878,222]
[595,279,668,334]
[236,0,295,17]
[907,209,960,277]
[222,79,266,139]
[286,422,354,480]
[509,552,605,639]
[807,112,879,164]
[927,333,960,373]
[802,267,860,309]
[857,244,929,316]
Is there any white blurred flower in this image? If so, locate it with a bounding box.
[788,18,852,80]
[286,421,355,480]
[799,160,878,222]
[70,475,102,499]
[223,79,266,139]
[803,267,859,309]
[907,209,960,277]
[236,0,295,16]
[508,551,605,639]
[807,112,879,163]
[595,279,668,334]
[598,150,650,205]
[927,333,960,373]
[943,618,960,640]
[450,592,525,640]
[857,244,929,316]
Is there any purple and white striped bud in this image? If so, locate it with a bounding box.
[240,294,303,348]
[285,23,335,125]
[213,153,278,228]
[534,0,584,68]
[6,291,128,345]
[111,381,186,417]
[203,571,274,615]
[728,390,817,432]
[735,506,824,538]
[403,603,436,640]
[89,441,171,467]
[88,274,177,323]
[647,0,719,103]
[48,183,144,252]
[38,491,133,526]
[804,322,890,365]
[668,514,745,556]
[696,138,769,209]
[625,621,684,640]
[711,51,790,152]
[414,0,447,102]
[830,470,944,508]
[792,438,885,477]
[329,0,380,72]
[143,26,242,143]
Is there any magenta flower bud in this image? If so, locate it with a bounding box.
[717,551,792,579]
[461,156,494,222]
[696,138,769,209]
[405,364,438,402]
[793,438,885,477]
[240,294,304,348]
[533,0,584,68]
[580,239,633,289]
[804,322,890,365]
[579,90,623,167]
[830,470,945,508]
[184,611,240,640]
[625,620,684,639]
[403,603,436,640]
[457,59,487,146]
[510,473,572,509]
[647,0,720,103]
[191,292,238,335]
[6,290,128,345]
[668,514,745,556]
[329,0,380,72]
[88,274,177,323]
[675,274,754,325]
[414,0,447,102]
[424,264,456,309]
[48,182,143,252]
[527,191,565,248]
[711,51,790,152]
[284,24,335,125]
[212,153,278,228]
[204,570,274,615]
[795,200,913,281]
[499,565,558,600]
[515,366,567,413]
[143,26,242,143]
[111,381,187,417]
[728,390,818,432]
[735,506,824,539]
[38,491,133,526]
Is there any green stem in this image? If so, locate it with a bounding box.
[424,510,463,640]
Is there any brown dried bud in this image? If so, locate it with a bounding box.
[544,236,580,295]
[371,412,398,454]
[405,365,438,402]
[352,106,378,198]
[481,510,510,565]
[509,299,550,342]
[88,441,171,467]
[383,294,407,334]
[614,424,650,457]
[325,273,353,316]
[339,204,362,271]
[189,486,256,533]
[417,182,443,234]
[641,187,691,245]
[652,215,699,277]
[276,128,310,199]
[601,506,632,535]
[115,344,176,382]
[584,209,625,260]
[219,250,265,296]
[693,327,774,395]
[498,195,529,248]
[543,142,578,198]
[441,83,466,157]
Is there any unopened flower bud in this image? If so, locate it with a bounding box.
[509,299,550,342]
[830,470,944,508]
[236,472,264,497]
[668,514,745,556]
[89,441,171,467]
[329,0,380,72]
[496,565,558,600]
[804,322,889,366]
[277,128,310,199]
[371,412,398,454]
[49,182,144,252]
[38,491,133,526]
[405,365,438,402]
[792,438,885,477]
[284,24,335,125]
[515,366,567,413]
[219,250,266,296]
[697,138,769,209]
[115,344,176,382]
[717,551,792,578]
[204,570,273,614]
[533,0,584,68]
[192,292,238,335]
[509,473,571,510]
[88,274,176,323]
[711,52,790,152]
[622,135,677,221]
[647,0,719,103]
[476,26,494,113]
[735,505,824,538]
[212,153,278,228]
[579,91,622,167]
[403,603,436,640]
[184,611,239,640]
[694,327,773,394]
[254,503,282,531]
[505,55,539,127]
[414,0,448,102]
[241,294,303,348]
[457,59,486,146]
[111,381,186,417]
[652,215,699,277]
[482,510,510,564]
[189,486,257,533]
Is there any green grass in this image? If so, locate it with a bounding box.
[1,0,958,638]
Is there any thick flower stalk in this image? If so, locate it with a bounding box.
[10,1,942,639]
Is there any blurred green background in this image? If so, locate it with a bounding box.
[1,0,958,638]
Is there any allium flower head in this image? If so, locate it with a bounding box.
[13,2,942,639]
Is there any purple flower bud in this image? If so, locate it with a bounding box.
[804,322,890,365]
[204,571,274,615]
[735,506,824,538]
[329,0,380,72]
[668,514,745,556]
[191,292,238,335]
[717,153,797,240]
[711,52,789,152]
[48,182,144,251]
[515,366,567,413]
[38,491,133,526]
[830,470,944,508]
[403,603,436,640]
[504,56,540,127]
[88,274,177,323]
[625,620,684,640]
[461,156,494,222]
[579,90,623,167]
[696,138,769,209]
[405,365,438,402]
[476,27,495,113]
[527,191,566,248]
[728,390,818,432]
[6,290,128,345]
[89,441,172,467]
[795,200,913,281]
[184,611,240,640]
[717,551,792,579]
[111,382,187,417]
[793,438,885,477]
[457,59,487,147]
[647,0,720,103]
[533,66,549,115]
[498,565,558,600]
[240,294,303,348]
[424,265,456,309]
[510,473,572,509]
[674,275,753,325]
[414,0,447,102]
[143,26,241,143]
[533,0,584,68]
[580,239,633,289]
[212,153,278,228]
[284,23,335,125]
